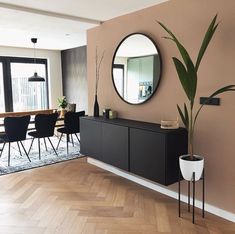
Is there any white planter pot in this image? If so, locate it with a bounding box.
[179,155,204,181]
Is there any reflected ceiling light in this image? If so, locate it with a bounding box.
[28,38,45,82]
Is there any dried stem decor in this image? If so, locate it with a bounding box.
[93,47,104,117]
[95,47,105,95]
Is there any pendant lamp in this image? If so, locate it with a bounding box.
[28,38,45,82]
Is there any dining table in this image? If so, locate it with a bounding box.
[0,109,64,133]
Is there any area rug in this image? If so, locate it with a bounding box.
[0,135,82,175]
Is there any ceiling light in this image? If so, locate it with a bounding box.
[28,38,45,82]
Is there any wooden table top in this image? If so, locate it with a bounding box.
[0,109,55,118]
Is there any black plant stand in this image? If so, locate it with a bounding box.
[178,169,205,224]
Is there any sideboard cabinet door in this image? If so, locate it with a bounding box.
[130,128,166,185]
[80,118,102,161]
[102,123,128,171]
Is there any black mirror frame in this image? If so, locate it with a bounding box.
[111,32,162,105]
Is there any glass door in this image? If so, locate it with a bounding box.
[10,63,48,111]
[0,63,5,112]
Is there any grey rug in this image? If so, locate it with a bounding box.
[0,135,82,175]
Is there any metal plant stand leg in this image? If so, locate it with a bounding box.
[188,181,190,212]
[202,169,205,218]
[192,172,195,224]
[178,169,205,224]
[178,170,181,217]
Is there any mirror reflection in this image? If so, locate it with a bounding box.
[112,33,162,104]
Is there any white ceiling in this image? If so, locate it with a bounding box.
[0,0,168,50]
[116,34,158,57]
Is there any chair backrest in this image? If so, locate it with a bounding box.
[64,111,85,133]
[35,113,58,137]
[4,115,30,142]
[67,103,76,112]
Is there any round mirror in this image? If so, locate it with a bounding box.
[112,33,162,104]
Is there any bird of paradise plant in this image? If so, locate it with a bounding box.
[158,15,235,161]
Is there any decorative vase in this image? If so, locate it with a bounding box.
[93,94,99,117]
[60,108,67,118]
[179,155,204,181]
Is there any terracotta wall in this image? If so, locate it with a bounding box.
[87,0,235,214]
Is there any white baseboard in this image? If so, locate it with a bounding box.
[87,157,235,223]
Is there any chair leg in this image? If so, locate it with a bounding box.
[0,142,6,158]
[66,134,69,154]
[8,142,10,166]
[71,134,74,146]
[17,141,22,156]
[38,138,41,160]
[44,138,48,151]
[56,133,63,150]
[20,141,31,162]
[28,138,34,155]
[75,133,80,143]
[47,137,58,156]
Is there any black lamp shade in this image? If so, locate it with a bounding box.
[28,72,45,82]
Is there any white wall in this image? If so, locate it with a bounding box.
[0,46,63,109]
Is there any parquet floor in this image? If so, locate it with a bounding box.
[0,157,234,234]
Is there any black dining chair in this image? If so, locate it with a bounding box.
[0,115,31,166]
[56,111,85,154]
[28,113,58,159]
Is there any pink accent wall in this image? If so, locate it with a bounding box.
[87,0,235,214]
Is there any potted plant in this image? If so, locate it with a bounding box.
[57,96,68,117]
[158,15,235,181]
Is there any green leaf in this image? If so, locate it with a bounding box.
[173,57,197,102]
[185,57,197,102]
[159,21,198,102]
[158,21,191,66]
[195,14,218,71]
[184,103,189,129]
[194,85,235,127]
[177,104,188,129]
[173,58,190,100]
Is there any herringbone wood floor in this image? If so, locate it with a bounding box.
[0,157,234,234]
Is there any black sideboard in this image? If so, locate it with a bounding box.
[80,117,188,186]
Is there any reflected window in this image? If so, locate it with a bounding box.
[113,64,124,97]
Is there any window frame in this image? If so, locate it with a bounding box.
[0,56,49,112]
